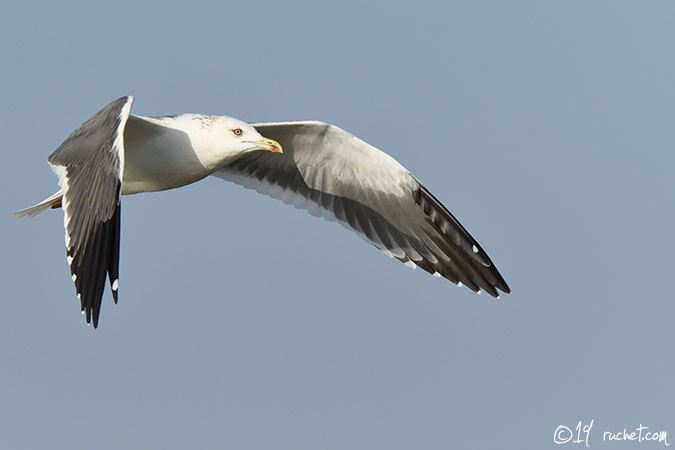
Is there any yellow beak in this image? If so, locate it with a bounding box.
[246,137,283,154]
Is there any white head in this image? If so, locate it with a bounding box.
[173,114,282,169]
[209,115,282,156]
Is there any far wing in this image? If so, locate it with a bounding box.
[48,96,133,327]
[214,121,510,297]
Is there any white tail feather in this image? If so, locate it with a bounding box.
[14,191,63,218]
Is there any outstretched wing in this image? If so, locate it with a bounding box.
[48,96,133,327]
[214,121,510,297]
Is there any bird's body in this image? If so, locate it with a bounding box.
[16,96,510,327]
[123,114,268,194]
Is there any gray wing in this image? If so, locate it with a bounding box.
[214,121,510,297]
[48,96,133,327]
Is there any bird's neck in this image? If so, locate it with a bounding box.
[121,114,231,195]
[154,114,237,168]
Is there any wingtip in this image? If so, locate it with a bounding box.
[83,307,100,329]
[111,278,119,304]
[494,286,511,300]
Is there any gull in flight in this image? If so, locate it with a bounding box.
[16,96,511,327]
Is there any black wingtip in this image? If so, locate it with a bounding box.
[493,273,511,295]
[484,276,511,298]
[415,184,512,298]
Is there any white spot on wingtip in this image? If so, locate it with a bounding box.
[67,256,73,265]
[77,293,81,300]
[477,290,482,295]
[472,245,478,253]
[71,274,77,282]
[81,310,85,315]
[496,295,501,300]
[457,281,463,287]
[112,279,119,290]
[432,271,441,278]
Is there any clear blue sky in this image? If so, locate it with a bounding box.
[1,1,674,449]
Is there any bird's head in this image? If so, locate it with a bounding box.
[214,116,282,157]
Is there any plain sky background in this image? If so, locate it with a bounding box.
[1,1,674,449]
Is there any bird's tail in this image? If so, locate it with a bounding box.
[14,190,63,218]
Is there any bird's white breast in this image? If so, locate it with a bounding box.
[121,115,227,195]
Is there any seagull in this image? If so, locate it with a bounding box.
[15,96,511,327]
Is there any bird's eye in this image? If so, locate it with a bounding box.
[233,128,243,136]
